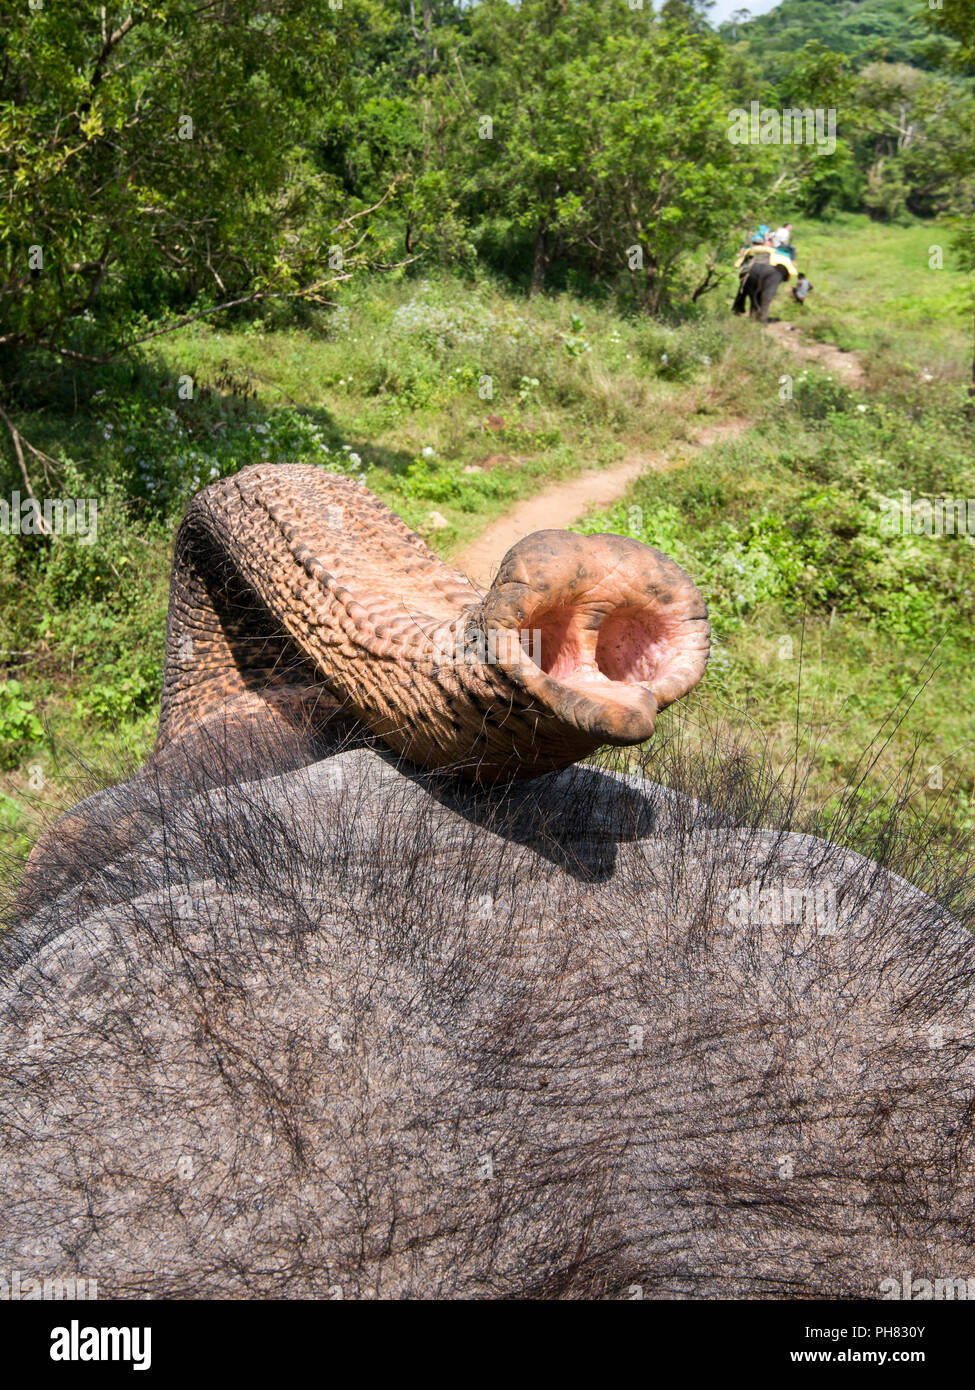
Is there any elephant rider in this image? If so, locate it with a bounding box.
[769,222,798,260]
[732,243,799,323]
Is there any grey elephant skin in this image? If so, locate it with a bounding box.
[2,737,974,1300]
[733,261,791,322]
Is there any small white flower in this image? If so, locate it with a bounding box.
[857,404,867,412]
[348,452,361,466]
[422,445,435,457]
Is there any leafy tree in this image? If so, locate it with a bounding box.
[457,0,767,306]
[925,0,975,66]
[854,63,974,220]
[923,0,975,398]
[313,0,475,263]
[660,0,714,33]
[0,0,385,361]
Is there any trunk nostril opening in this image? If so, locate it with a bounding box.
[525,607,578,681]
[595,608,667,684]
[520,605,667,686]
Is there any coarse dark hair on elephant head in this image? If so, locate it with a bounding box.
[733,261,792,323]
[3,707,974,1301]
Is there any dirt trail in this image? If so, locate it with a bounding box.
[455,321,862,587]
[766,321,865,385]
[457,418,749,588]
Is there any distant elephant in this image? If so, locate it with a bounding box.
[732,260,791,323]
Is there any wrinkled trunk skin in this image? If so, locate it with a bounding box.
[147,467,710,785]
[2,733,974,1300]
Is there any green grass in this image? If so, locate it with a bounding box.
[2,215,974,870]
[150,274,765,547]
[782,213,973,377]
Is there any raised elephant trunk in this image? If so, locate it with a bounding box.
[157,465,709,781]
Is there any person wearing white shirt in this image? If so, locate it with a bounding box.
[770,224,793,248]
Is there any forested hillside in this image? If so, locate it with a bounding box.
[721,0,955,72]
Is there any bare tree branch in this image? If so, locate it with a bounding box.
[0,403,53,537]
[89,13,136,96]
